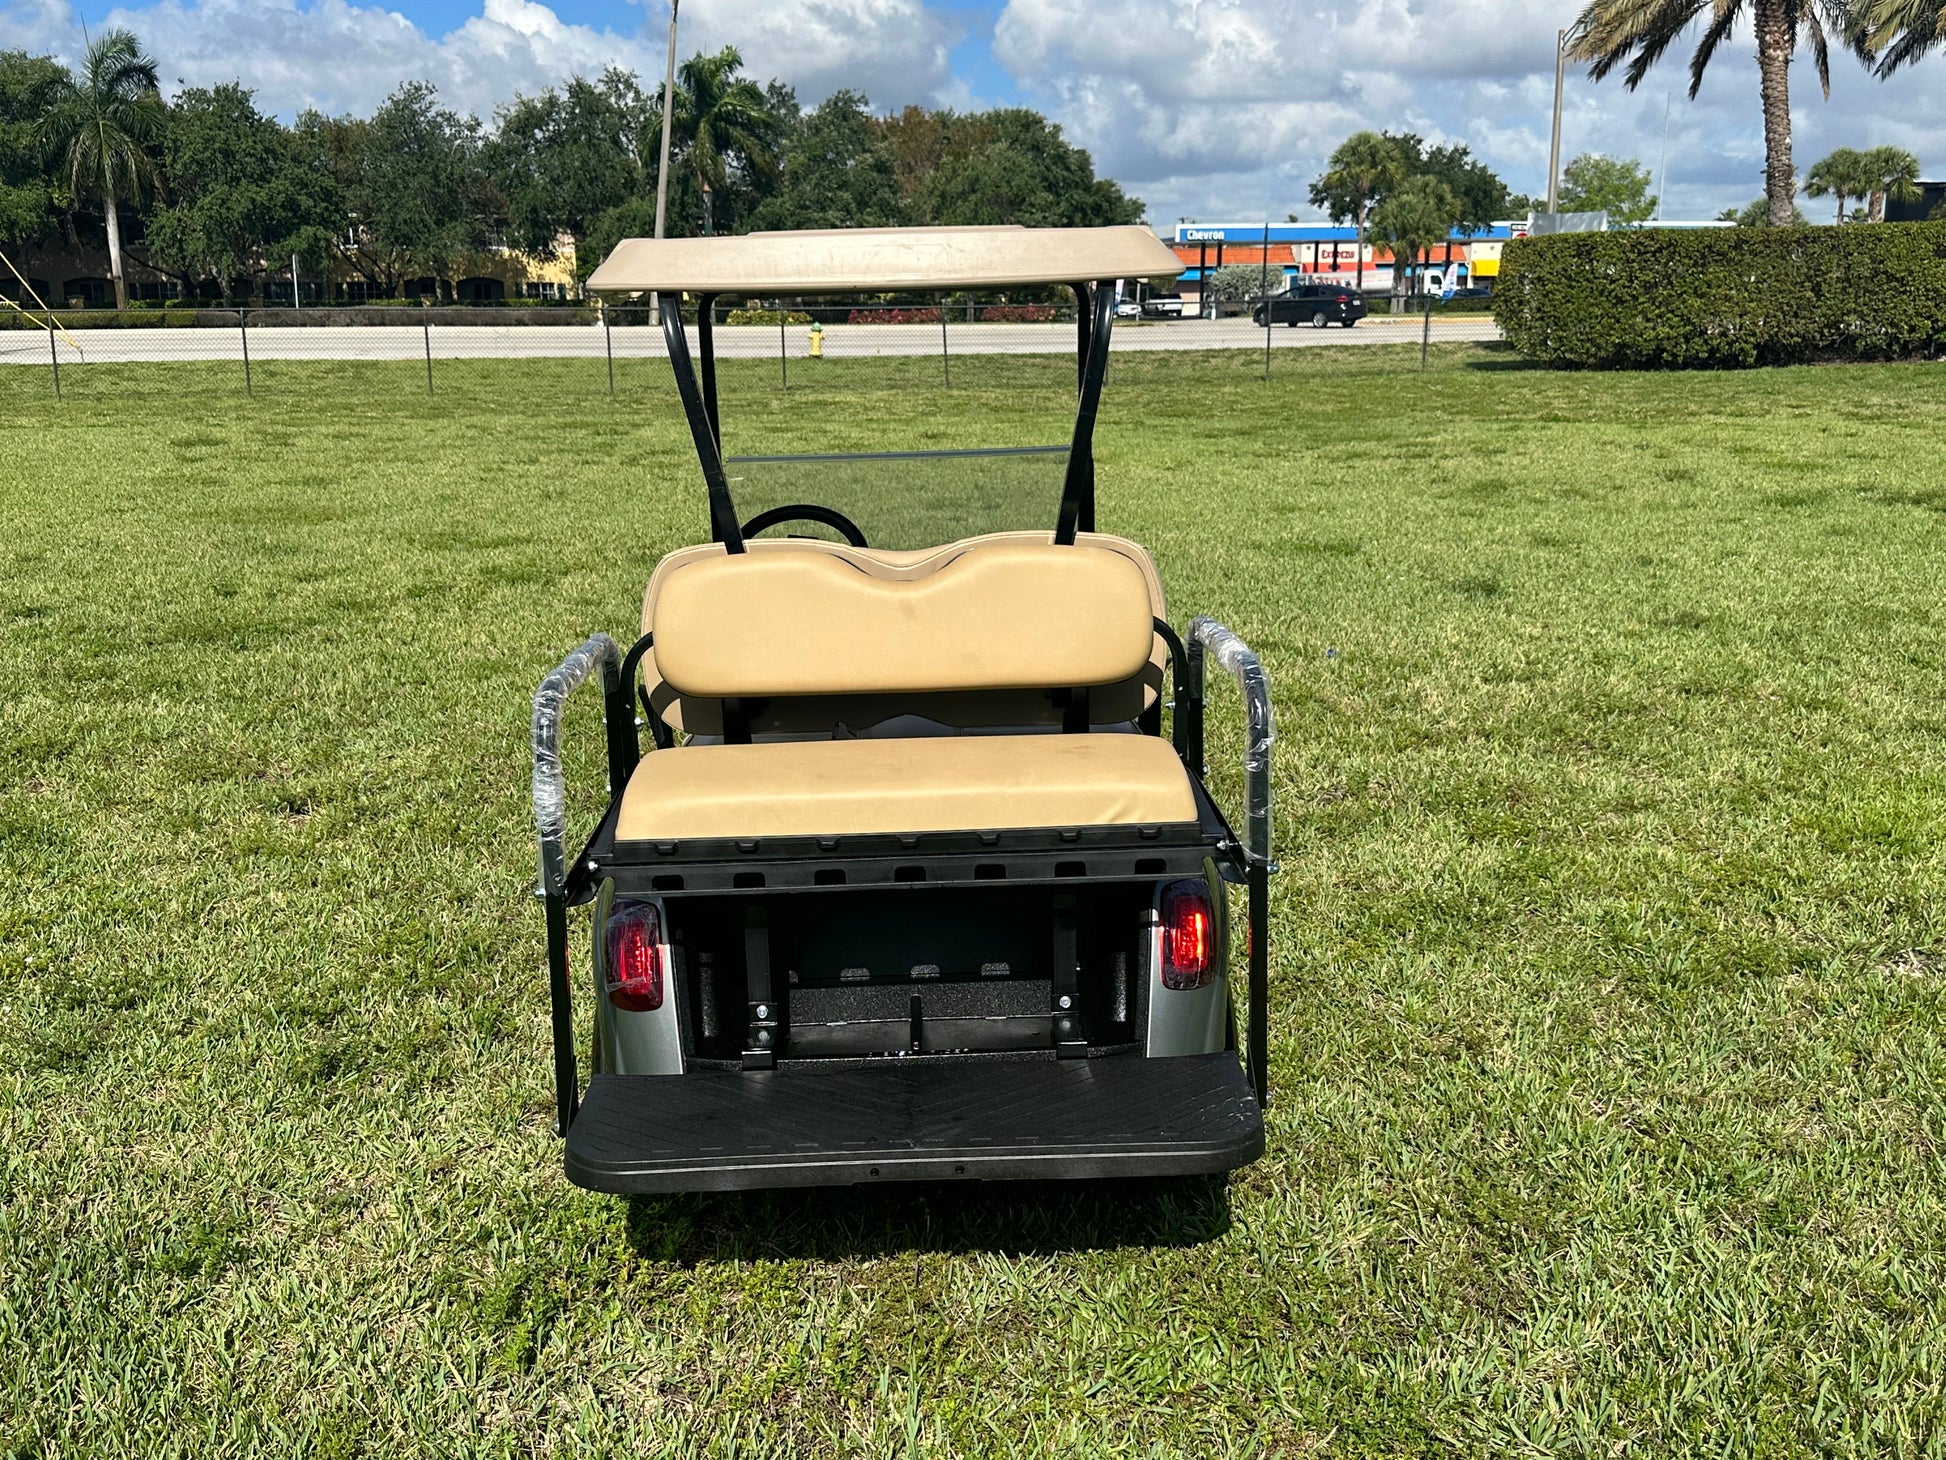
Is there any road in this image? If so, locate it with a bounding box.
[0,314,1501,366]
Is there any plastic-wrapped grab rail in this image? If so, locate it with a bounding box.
[1186,615,1275,1108]
[1186,616,1274,869]
[531,632,623,898]
[531,632,622,1134]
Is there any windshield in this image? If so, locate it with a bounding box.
[724,445,1070,552]
[674,288,1109,553]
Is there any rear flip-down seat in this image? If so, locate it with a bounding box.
[620,536,1197,842]
[618,732,1196,841]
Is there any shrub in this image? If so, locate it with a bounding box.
[1205,264,1279,302]
[724,308,813,325]
[1494,221,1946,368]
[972,304,1057,323]
[0,308,202,329]
[847,307,941,325]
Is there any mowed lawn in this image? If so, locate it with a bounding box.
[2,346,1944,1457]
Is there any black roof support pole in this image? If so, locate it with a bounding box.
[1070,281,1091,394]
[1055,281,1113,543]
[697,292,721,451]
[661,294,745,552]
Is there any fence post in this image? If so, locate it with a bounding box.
[422,305,434,396]
[778,308,787,388]
[939,292,950,387]
[604,302,615,396]
[47,314,59,399]
[1420,287,1432,371]
[240,309,252,396]
[1261,220,1272,382]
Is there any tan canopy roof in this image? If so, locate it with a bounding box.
[585,225,1183,294]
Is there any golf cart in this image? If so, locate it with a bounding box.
[532,225,1276,1193]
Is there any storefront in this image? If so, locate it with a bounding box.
[1167,221,1520,301]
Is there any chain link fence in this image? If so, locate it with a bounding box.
[0,295,1504,405]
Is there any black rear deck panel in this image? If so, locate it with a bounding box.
[565,1052,1262,1192]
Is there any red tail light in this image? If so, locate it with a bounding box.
[604,902,663,1012]
[1161,881,1215,990]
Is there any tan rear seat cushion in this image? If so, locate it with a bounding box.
[652,541,1154,699]
[617,733,1197,841]
[640,532,1169,734]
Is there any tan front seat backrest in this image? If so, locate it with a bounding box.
[640,532,1168,737]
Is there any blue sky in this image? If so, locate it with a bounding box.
[3,0,1942,227]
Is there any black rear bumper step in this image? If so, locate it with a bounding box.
[564,1052,1263,1193]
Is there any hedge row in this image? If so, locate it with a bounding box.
[1493,221,1946,368]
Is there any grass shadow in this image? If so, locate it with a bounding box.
[1458,342,1546,372]
[622,1173,1233,1264]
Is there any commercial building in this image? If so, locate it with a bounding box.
[1886,182,1946,222]
[1167,221,1521,302]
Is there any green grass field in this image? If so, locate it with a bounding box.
[3,346,1945,1456]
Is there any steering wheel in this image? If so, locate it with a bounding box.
[739,503,870,547]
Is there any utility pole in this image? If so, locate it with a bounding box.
[654,0,680,243]
[1546,28,1567,213]
[1655,90,1672,222]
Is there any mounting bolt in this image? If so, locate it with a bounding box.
[585,859,597,872]
[1057,994,1073,1010]
[756,1004,769,1019]
[755,1029,772,1047]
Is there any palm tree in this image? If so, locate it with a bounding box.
[1803,146,1872,223]
[672,47,779,236]
[1859,143,1921,220]
[1567,0,1846,229]
[37,29,165,309]
[1851,0,1946,74]
[1364,176,1460,313]
[1307,132,1405,290]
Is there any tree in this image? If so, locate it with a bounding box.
[35,28,164,307]
[671,47,782,235]
[914,109,1142,229]
[1364,175,1460,310]
[145,84,341,301]
[485,71,645,260]
[1556,152,1659,224]
[1383,133,1518,232]
[1859,143,1920,220]
[1731,195,1807,224]
[749,89,901,231]
[343,82,489,296]
[1803,145,1873,222]
[1567,0,1848,229]
[0,50,64,248]
[1308,131,1406,289]
[1851,0,1946,74]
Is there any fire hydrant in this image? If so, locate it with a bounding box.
[808,321,824,359]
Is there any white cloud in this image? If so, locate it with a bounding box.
[678,0,955,109]
[993,0,1946,226]
[4,0,1940,224]
[3,0,955,120]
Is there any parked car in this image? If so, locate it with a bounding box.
[1140,294,1187,318]
[1444,286,1493,302]
[1253,285,1368,329]
[1114,299,1142,318]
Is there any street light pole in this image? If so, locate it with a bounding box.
[1546,28,1566,213]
